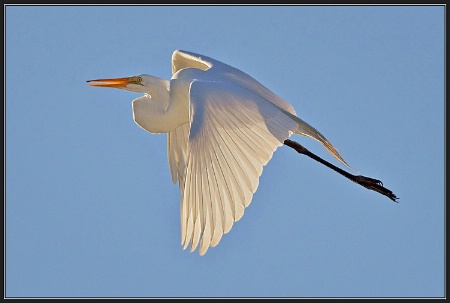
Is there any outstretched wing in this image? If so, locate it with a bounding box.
[171,50,351,170]
[168,50,353,255]
[180,80,299,255]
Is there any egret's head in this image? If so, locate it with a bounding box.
[87,74,168,94]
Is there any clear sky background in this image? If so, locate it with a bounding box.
[5,5,444,298]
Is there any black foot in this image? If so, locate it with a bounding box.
[351,175,398,202]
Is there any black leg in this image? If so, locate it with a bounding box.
[283,139,398,202]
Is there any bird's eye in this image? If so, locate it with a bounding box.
[137,77,142,83]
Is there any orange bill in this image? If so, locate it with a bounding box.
[86,77,133,88]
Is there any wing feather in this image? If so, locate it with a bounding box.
[208,129,240,231]
[168,123,189,188]
[181,80,298,255]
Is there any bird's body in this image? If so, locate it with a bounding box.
[88,50,396,255]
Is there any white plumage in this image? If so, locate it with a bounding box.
[87,50,350,255]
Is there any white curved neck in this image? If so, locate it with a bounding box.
[132,76,189,134]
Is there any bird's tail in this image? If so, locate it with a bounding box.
[281,109,355,171]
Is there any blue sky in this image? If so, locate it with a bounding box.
[5,5,444,298]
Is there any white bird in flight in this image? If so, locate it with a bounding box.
[87,50,397,255]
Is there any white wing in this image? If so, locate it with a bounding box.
[171,50,351,170]
[181,80,299,255]
[167,50,353,255]
[168,123,189,189]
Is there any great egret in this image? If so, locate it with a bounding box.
[87,50,397,256]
